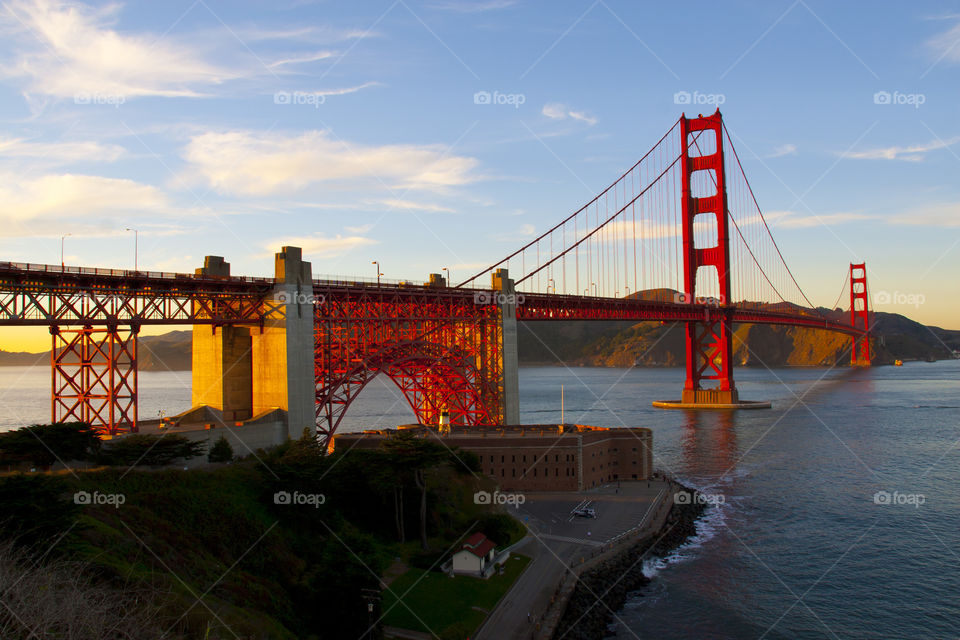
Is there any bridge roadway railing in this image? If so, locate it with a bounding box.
[512,292,863,335]
[0,261,864,337]
[0,261,276,326]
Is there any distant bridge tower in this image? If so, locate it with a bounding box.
[849,262,871,366]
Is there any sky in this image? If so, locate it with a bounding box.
[1,0,959,351]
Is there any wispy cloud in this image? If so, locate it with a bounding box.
[0,137,125,164]
[0,0,353,101]
[345,223,374,234]
[307,82,380,97]
[267,51,338,69]
[428,0,518,13]
[765,143,797,158]
[542,102,598,126]
[1,0,234,99]
[764,210,873,229]
[841,137,960,162]
[365,198,456,213]
[263,233,377,259]
[925,19,960,64]
[182,129,479,196]
[889,202,960,227]
[234,25,377,43]
[0,172,202,236]
[493,222,535,241]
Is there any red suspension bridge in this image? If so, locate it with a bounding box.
[0,111,871,448]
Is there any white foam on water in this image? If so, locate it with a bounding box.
[641,474,740,578]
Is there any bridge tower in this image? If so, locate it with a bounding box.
[678,111,737,405]
[849,262,871,366]
[652,110,770,409]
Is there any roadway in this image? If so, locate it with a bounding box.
[475,480,670,640]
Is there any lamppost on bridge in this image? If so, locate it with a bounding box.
[60,233,71,269]
[442,267,451,286]
[547,278,554,294]
[591,282,597,296]
[371,261,382,286]
[125,227,138,272]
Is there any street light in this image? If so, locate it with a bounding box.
[125,228,138,271]
[442,267,450,286]
[547,278,554,294]
[591,282,597,296]
[60,233,71,269]
[371,261,382,286]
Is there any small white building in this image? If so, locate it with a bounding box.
[451,532,497,576]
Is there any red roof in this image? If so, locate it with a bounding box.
[461,532,496,558]
[463,539,495,558]
[464,532,486,547]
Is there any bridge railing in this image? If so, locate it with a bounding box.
[313,274,474,289]
[0,261,275,285]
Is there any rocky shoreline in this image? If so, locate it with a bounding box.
[553,482,707,640]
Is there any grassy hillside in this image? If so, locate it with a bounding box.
[0,431,523,639]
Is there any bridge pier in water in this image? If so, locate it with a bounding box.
[191,247,316,439]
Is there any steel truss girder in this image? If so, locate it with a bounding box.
[313,285,503,448]
[51,324,137,436]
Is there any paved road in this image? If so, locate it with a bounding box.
[475,480,670,640]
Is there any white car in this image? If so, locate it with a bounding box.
[572,507,596,518]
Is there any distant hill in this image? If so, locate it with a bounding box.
[517,296,960,367]
[0,330,192,371]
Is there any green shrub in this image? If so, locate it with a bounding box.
[475,512,525,548]
[0,474,79,547]
[207,436,234,463]
[0,422,101,469]
[102,434,205,467]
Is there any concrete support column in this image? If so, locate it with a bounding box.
[192,257,253,422]
[492,268,520,426]
[253,246,316,439]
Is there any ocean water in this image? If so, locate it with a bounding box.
[2,361,958,638]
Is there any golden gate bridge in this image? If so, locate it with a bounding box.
[0,111,871,449]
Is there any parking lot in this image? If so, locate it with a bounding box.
[510,480,668,546]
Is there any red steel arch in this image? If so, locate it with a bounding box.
[315,340,495,445]
[313,281,507,449]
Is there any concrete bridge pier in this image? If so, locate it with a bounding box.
[191,247,316,440]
